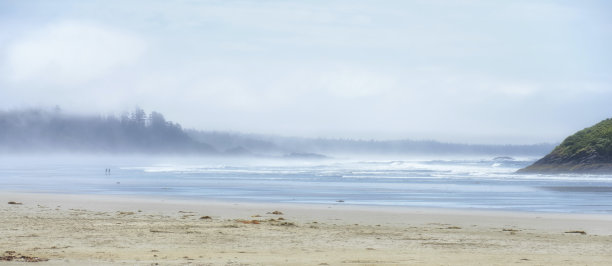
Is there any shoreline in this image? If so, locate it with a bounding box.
[2,191,612,265]
[5,187,612,215]
[3,191,612,232]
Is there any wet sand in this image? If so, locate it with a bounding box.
[1,192,612,265]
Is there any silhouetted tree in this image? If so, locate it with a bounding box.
[0,107,215,154]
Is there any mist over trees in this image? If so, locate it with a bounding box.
[0,107,555,156]
[187,131,555,157]
[0,107,213,153]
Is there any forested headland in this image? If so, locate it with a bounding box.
[0,107,213,153]
[1,107,555,157]
[519,118,612,173]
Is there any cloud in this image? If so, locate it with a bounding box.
[316,67,395,98]
[125,62,397,111]
[5,21,146,85]
[0,1,610,144]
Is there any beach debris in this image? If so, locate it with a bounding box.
[236,219,260,224]
[565,230,587,235]
[117,211,135,215]
[267,210,283,215]
[446,226,462,229]
[149,229,171,233]
[342,260,387,264]
[502,228,520,235]
[502,228,520,232]
[199,216,212,220]
[336,200,344,203]
[1,251,48,262]
[276,221,296,227]
[222,224,239,228]
[7,201,22,205]
[251,214,262,217]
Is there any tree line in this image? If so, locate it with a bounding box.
[0,107,555,156]
[0,107,213,153]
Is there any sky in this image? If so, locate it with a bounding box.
[1,0,611,144]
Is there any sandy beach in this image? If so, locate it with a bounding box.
[1,192,612,265]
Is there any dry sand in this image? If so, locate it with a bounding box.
[1,192,612,265]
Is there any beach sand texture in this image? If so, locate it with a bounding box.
[1,193,612,265]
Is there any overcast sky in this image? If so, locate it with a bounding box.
[1,0,611,144]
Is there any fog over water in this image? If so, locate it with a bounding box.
[1,2,611,214]
[0,108,554,156]
[2,154,612,213]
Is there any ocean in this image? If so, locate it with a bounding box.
[2,155,611,214]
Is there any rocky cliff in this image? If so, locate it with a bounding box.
[518,118,612,174]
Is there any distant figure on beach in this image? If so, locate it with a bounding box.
[105,168,111,175]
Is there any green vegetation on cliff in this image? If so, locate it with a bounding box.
[519,118,612,173]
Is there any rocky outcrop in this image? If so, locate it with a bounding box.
[518,118,612,174]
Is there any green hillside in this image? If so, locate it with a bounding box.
[518,118,612,173]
